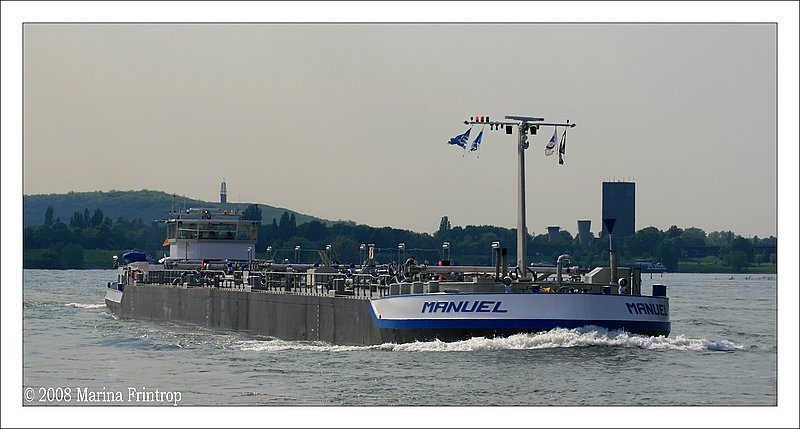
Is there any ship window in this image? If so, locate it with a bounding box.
[178,230,198,239]
[167,223,177,239]
[178,222,198,239]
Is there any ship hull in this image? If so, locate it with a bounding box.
[105,284,670,345]
[104,288,123,318]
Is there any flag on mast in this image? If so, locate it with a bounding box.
[448,128,472,149]
[469,128,484,152]
[545,127,557,156]
[558,127,567,165]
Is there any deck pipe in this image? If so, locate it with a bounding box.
[610,250,618,284]
[494,247,502,281]
[556,254,573,289]
[501,248,508,280]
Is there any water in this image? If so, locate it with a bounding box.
[21,270,777,412]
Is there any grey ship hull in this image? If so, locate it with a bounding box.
[104,284,601,345]
[106,284,385,345]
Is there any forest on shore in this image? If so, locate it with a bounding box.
[23,202,777,273]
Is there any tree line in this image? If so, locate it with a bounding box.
[23,205,776,272]
[24,207,165,269]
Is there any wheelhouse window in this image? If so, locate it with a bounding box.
[168,216,257,242]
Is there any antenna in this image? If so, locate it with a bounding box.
[460,114,576,279]
[504,115,544,122]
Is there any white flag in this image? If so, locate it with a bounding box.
[545,128,557,156]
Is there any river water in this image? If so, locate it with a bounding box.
[14,270,790,426]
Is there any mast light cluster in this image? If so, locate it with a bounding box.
[465,115,575,133]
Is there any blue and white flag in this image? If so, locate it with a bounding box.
[558,128,567,165]
[545,128,557,156]
[469,129,484,152]
[448,128,471,149]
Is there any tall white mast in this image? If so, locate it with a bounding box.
[462,114,575,280]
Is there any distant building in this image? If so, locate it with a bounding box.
[602,182,635,237]
[547,226,561,242]
[220,179,227,204]
[577,220,592,248]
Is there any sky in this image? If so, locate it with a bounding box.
[3,2,799,429]
[17,19,784,239]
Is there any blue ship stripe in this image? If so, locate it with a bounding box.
[371,317,670,332]
[373,292,669,301]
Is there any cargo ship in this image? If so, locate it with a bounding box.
[104,115,671,345]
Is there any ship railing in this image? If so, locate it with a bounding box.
[143,265,392,297]
[142,269,193,286]
[246,270,390,298]
[142,269,230,288]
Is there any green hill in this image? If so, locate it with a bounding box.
[23,190,344,227]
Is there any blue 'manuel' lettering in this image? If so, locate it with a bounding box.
[626,302,669,316]
[422,300,519,314]
[462,301,478,312]
[446,301,465,313]
[476,301,492,312]
[491,301,508,313]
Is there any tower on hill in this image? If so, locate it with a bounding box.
[220,179,227,204]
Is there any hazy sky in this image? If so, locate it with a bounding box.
[20,22,781,238]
